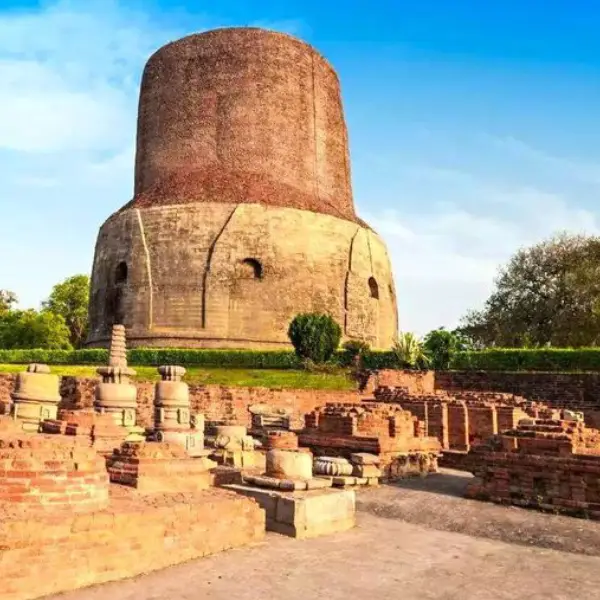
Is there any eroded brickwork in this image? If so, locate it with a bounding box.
[0,488,265,600]
[466,415,600,518]
[0,419,109,512]
[0,374,361,430]
[299,402,441,478]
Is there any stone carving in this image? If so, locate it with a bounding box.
[94,325,139,435]
[86,27,398,351]
[210,423,259,467]
[152,365,204,456]
[314,457,354,477]
[249,403,292,432]
[10,364,61,432]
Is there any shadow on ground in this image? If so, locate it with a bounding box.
[357,468,600,557]
[387,469,472,498]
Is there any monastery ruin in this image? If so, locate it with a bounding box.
[86,27,398,350]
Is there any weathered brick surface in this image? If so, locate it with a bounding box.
[360,370,435,395]
[0,419,109,512]
[373,385,549,454]
[106,442,214,492]
[466,416,600,518]
[0,374,361,430]
[299,402,440,479]
[0,488,265,600]
[436,371,600,413]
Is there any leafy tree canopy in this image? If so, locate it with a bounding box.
[423,327,472,369]
[460,233,600,348]
[42,274,90,348]
[0,309,71,350]
[0,290,17,314]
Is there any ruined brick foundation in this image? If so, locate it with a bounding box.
[466,415,600,518]
[1,488,265,600]
[299,402,441,479]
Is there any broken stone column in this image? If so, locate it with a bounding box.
[153,365,204,456]
[211,423,259,467]
[94,325,143,440]
[10,364,61,432]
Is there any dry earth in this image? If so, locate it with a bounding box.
[51,470,600,600]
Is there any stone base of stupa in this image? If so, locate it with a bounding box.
[222,483,356,539]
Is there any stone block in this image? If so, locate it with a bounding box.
[352,464,382,478]
[350,452,381,465]
[223,484,355,539]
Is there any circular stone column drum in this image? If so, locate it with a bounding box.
[86,27,398,350]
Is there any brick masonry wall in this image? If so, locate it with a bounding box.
[0,489,265,600]
[435,371,600,428]
[0,374,360,430]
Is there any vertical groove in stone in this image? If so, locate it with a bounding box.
[135,208,153,329]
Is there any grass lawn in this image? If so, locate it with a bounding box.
[0,364,356,390]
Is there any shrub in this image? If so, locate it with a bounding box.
[287,313,342,364]
[423,328,470,370]
[391,332,430,370]
[342,339,371,359]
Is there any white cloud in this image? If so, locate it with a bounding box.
[365,181,600,336]
[1,0,597,344]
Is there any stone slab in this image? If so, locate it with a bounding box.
[350,452,381,465]
[243,474,332,491]
[223,483,356,539]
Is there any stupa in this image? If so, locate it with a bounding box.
[86,27,398,350]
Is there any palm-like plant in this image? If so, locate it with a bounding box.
[392,332,430,369]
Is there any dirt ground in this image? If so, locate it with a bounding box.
[53,470,600,600]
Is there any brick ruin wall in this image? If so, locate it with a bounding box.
[1,488,264,600]
[435,371,600,426]
[466,418,600,518]
[0,373,360,429]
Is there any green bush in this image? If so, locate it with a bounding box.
[391,332,430,369]
[449,348,600,372]
[288,313,342,364]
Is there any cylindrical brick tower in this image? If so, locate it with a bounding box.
[87,27,398,349]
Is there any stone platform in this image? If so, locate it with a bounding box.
[0,488,265,600]
[223,483,356,539]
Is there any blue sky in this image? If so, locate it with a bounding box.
[1,0,599,335]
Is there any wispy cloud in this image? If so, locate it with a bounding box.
[490,135,600,186]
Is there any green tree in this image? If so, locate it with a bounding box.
[288,313,342,364]
[460,233,600,348]
[42,274,90,348]
[423,327,471,370]
[0,309,71,349]
[0,290,17,314]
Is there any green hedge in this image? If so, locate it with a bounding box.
[450,348,600,372]
[0,347,400,370]
[0,348,108,365]
[5,347,600,372]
